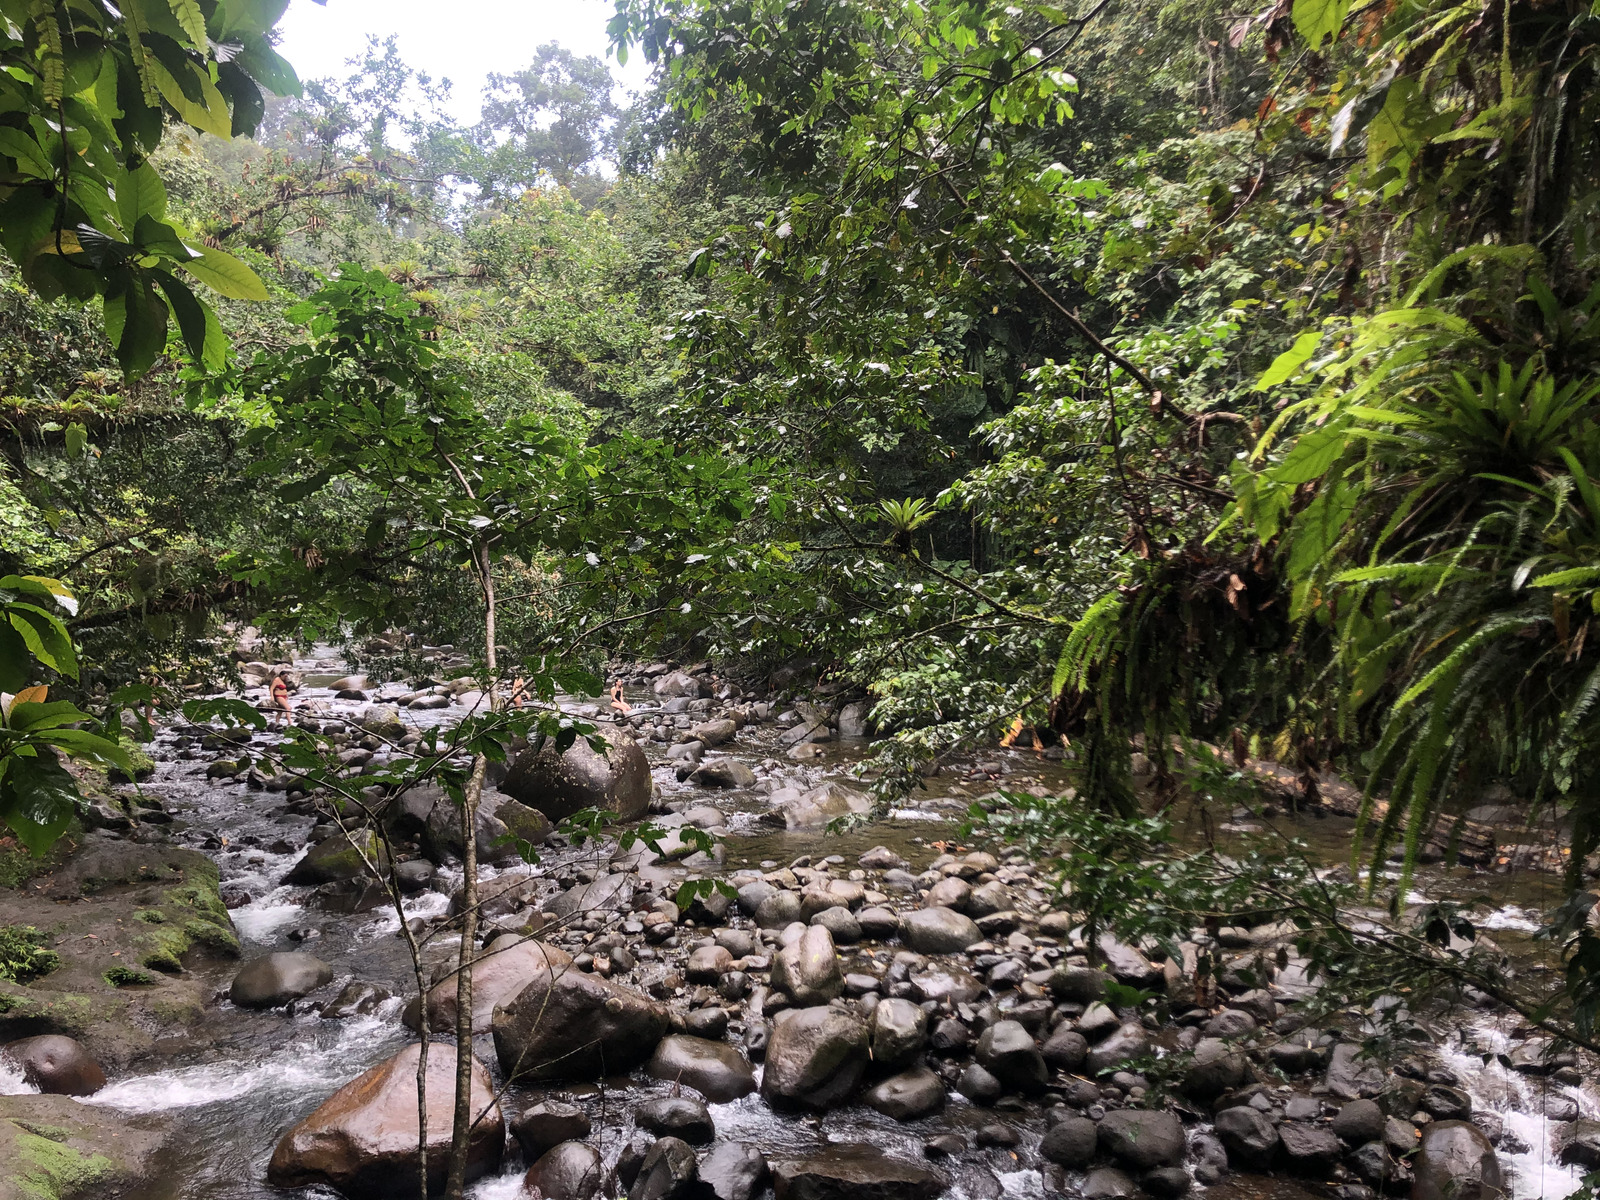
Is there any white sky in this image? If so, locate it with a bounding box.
[273,0,655,123]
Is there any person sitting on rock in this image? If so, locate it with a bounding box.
[609,679,631,715]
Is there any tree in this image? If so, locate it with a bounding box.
[0,0,298,375]
[473,43,619,196]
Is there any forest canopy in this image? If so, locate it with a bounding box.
[2,0,1600,945]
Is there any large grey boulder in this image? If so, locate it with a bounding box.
[974,1020,1046,1093]
[697,1142,768,1200]
[1041,1117,1099,1167]
[1181,1037,1248,1099]
[524,1142,605,1200]
[630,1136,698,1200]
[501,725,651,823]
[230,953,332,1009]
[764,782,872,830]
[267,1044,501,1198]
[863,1067,947,1121]
[403,937,572,1034]
[1412,1121,1503,1200]
[1085,1023,1150,1075]
[869,999,927,1070]
[549,871,634,918]
[1097,1109,1185,1170]
[646,1035,757,1102]
[283,830,385,885]
[769,1145,944,1200]
[761,1007,869,1111]
[1214,1106,1279,1168]
[900,907,980,954]
[1325,1042,1385,1099]
[493,968,669,1081]
[771,925,843,1006]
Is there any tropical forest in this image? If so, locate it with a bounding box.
[0,0,1597,1197]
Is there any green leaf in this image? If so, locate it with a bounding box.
[133,214,194,261]
[0,127,55,179]
[165,0,209,47]
[146,57,234,138]
[154,270,219,365]
[181,245,270,300]
[0,751,80,855]
[8,604,77,678]
[1256,330,1322,390]
[1290,0,1349,47]
[0,623,30,691]
[7,700,92,732]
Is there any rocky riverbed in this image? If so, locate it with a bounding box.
[0,648,1596,1200]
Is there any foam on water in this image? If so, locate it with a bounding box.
[1437,1018,1594,1199]
[0,1055,38,1095]
[87,1012,403,1113]
[230,895,307,941]
[1481,904,1543,933]
[466,1170,530,1200]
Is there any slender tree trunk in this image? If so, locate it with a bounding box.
[445,540,498,1200]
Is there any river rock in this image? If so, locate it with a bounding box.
[837,701,871,738]
[755,890,803,929]
[0,1094,168,1198]
[1560,1119,1600,1167]
[924,877,971,911]
[358,705,404,738]
[283,830,384,885]
[761,1006,869,1111]
[655,670,701,698]
[692,759,756,789]
[859,846,907,870]
[856,906,900,940]
[1097,1109,1185,1170]
[1041,1026,1088,1072]
[766,782,872,830]
[1082,1167,1138,1199]
[688,719,737,747]
[512,1101,591,1159]
[1333,1098,1386,1143]
[501,724,652,822]
[0,1035,105,1095]
[630,1136,698,1200]
[1325,1042,1385,1099]
[267,1043,502,1197]
[549,871,634,918]
[1040,1117,1099,1167]
[1096,935,1164,988]
[1181,1037,1247,1099]
[646,1034,757,1102]
[638,1096,715,1144]
[230,952,333,1009]
[900,907,980,954]
[405,937,573,1033]
[321,981,393,1020]
[697,1142,769,1200]
[1214,1106,1279,1168]
[1085,1023,1150,1074]
[1279,1122,1343,1173]
[493,968,669,1081]
[863,1067,947,1120]
[811,906,861,944]
[1047,965,1109,1003]
[974,1020,1046,1093]
[1412,1120,1503,1200]
[869,998,927,1070]
[524,1141,605,1200]
[771,925,844,1006]
[771,1145,944,1200]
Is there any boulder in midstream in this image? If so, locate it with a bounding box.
[493,966,669,1081]
[645,1034,757,1102]
[267,1043,502,1198]
[501,724,652,822]
[760,1006,869,1111]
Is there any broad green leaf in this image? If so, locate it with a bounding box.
[147,57,233,139]
[181,245,270,300]
[1256,330,1322,390]
[0,751,79,855]
[1290,0,1349,47]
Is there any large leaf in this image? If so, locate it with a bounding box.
[1290,0,1349,47]
[0,751,80,855]
[115,162,169,231]
[181,245,270,300]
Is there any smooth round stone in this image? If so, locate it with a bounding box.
[863,1067,947,1121]
[230,952,333,1009]
[0,1035,105,1095]
[646,1035,757,1103]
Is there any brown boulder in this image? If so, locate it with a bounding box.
[403,937,572,1033]
[0,1034,105,1095]
[267,1043,502,1198]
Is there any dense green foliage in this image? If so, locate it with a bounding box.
[2,0,1600,1041]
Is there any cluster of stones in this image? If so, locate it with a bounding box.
[231,821,1544,1200]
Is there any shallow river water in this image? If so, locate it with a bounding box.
[4,647,1594,1200]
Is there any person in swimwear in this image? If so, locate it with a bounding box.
[609,679,631,714]
[268,672,293,729]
